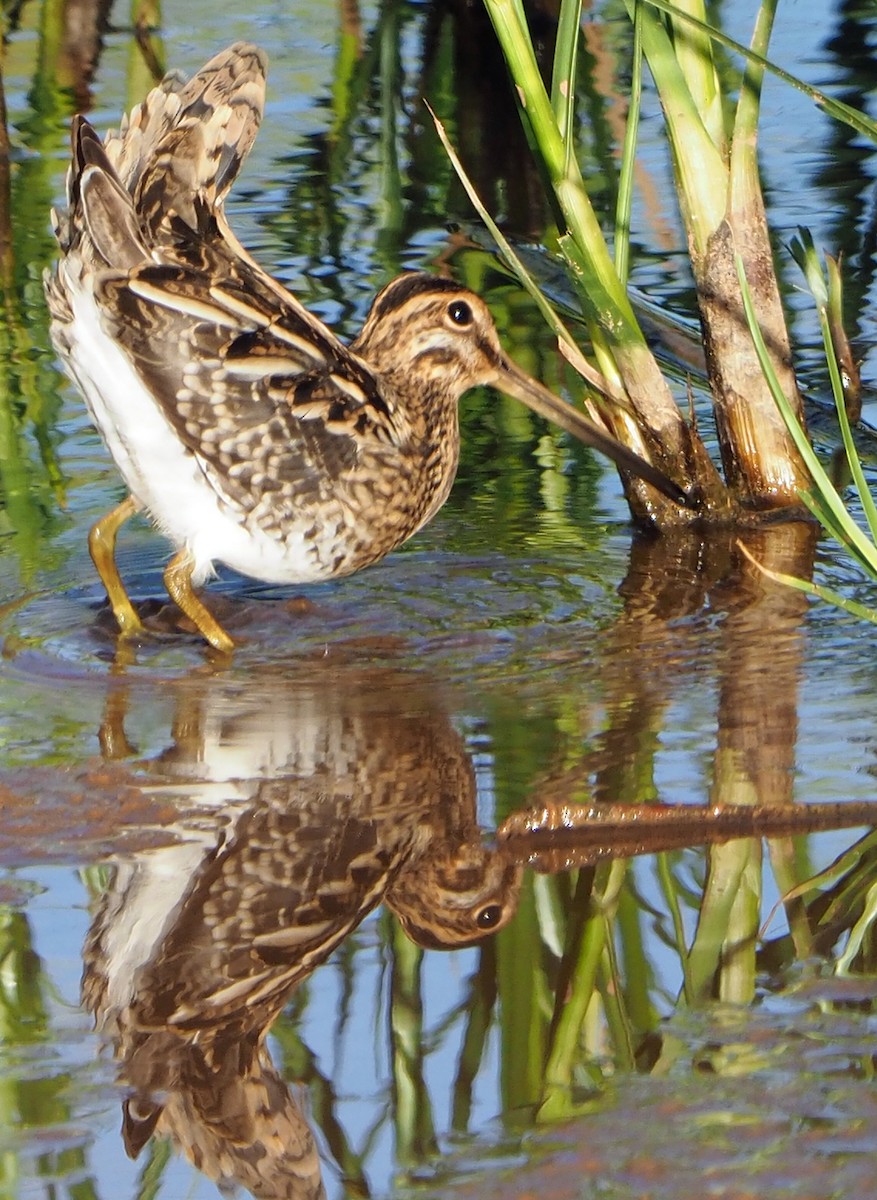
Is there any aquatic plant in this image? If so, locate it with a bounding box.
[438,0,877,573]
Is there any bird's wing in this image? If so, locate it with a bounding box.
[96,260,405,518]
[106,43,268,237]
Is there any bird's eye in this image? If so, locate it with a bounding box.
[476,904,503,930]
[447,300,473,326]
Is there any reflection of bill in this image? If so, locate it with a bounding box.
[82,667,522,1198]
[499,797,877,875]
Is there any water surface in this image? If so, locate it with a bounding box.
[3,3,877,1198]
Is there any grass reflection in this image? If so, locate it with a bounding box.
[0,906,99,1199]
[0,0,91,587]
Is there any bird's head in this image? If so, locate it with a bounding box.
[352,272,509,398]
[353,272,688,506]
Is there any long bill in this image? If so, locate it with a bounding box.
[494,354,691,508]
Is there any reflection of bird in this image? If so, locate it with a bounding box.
[46,42,686,651]
[82,666,521,1195]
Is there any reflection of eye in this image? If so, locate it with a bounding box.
[448,300,473,326]
[476,904,503,930]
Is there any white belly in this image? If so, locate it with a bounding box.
[63,269,333,586]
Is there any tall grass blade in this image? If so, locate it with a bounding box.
[615,3,643,285]
[789,230,877,542]
[644,0,877,143]
[428,102,579,353]
[551,0,582,170]
[736,253,877,578]
[737,544,877,623]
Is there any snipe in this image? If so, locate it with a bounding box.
[45,42,686,652]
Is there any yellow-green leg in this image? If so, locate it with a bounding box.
[163,548,235,653]
[88,495,144,637]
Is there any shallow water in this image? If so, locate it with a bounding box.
[4,2,877,1198]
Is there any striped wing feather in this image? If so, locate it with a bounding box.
[97,259,404,520]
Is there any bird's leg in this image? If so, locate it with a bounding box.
[163,548,235,653]
[88,495,144,637]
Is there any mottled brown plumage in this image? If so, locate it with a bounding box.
[81,666,521,1195]
[46,42,685,651]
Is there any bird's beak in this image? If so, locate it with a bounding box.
[494,354,690,507]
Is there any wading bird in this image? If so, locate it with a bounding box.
[46,43,685,651]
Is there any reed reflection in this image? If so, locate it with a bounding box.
[70,642,877,1197]
[82,665,522,1199]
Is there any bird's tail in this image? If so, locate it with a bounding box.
[123,42,268,242]
[52,42,267,261]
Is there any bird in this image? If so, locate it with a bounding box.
[45,42,687,652]
[81,664,521,1188]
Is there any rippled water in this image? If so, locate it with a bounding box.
[3,2,877,1198]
